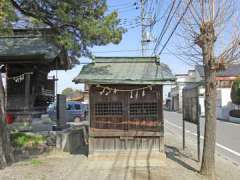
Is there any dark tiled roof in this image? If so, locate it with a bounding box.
[217,64,240,77]
[0,29,71,69]
[0,37,60,60]
[195,64,240,77]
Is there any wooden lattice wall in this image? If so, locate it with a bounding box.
[88,84,164,153]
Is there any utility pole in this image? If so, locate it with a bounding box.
[140,0,153,56]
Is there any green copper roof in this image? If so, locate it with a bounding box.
[73,57,176,85]
[93,56,158,63]
[0,36,60,61]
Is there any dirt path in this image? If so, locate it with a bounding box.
[0,131,239,180]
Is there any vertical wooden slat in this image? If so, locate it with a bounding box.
[5,64,8,109]
[89,137,94,155]
[24,73,31,110]
[116,138,121,150]
[160,137,164,152]
[89,85,94,128]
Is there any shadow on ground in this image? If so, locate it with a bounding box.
[70,145,88,156]
[13,146,51,163]
[165,145,198,172]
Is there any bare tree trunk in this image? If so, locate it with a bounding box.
[0,73,13,169]
[196,22,216,180]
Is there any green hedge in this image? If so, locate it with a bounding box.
[231,79,240,105]
[229,110,240,118]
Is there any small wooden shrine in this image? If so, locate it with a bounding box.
[73,57,175,154]
[0,29,71,122]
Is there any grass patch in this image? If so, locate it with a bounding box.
[30,159,43,166]
[11,132,46,148]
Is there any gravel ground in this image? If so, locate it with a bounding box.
[0,131,239,180]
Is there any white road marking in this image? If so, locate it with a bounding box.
[165,121,182,129]
[165,120,240,157]
[165,126,178,135]
[216,143,240,157]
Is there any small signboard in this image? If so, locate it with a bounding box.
[182,85,199,124]
[56,94,67,129]
[182,84,201,161]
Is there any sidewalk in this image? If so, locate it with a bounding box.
[0,130,239,180]
[165,129,240,180]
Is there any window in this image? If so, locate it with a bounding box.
[130,103,157,116]
[66,104,73,110]
[74,104,81,110]
[217,80,232,88]
[95,103,123,115]
[128,103,159,131]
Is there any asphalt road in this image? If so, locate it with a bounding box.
[164,111,240,165]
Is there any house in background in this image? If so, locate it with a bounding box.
[185,64,240,120]
[0,29,71,123]
[170,74,189,112]
[216,64,240,120]
[67,90,89,104]
[172,64,240,121]
[170,66,204,113]
[73,56,175,154]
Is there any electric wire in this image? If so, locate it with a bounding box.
[158,0,193,56]
[108,2,136,8]
[116,7,140,14]
[92,49,154,54]
[153,0,183,54]
[153,0,177,54]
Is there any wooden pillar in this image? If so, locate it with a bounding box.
[88,85,94,155]
[159,85,164,152]
[5,64,8,109]
[24,73,31,110]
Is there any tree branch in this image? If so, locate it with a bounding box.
[10,0,54,27]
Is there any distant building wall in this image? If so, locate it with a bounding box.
[216,88,233,120]
[199,87,205,116]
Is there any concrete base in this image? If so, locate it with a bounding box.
[89,136,164,155]
[56,126,88,154]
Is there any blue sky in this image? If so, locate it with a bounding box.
[50,0,193,97]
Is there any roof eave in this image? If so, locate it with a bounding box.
[73,79,176,85]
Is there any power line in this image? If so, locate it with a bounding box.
[146,0,154,17]
[141,0,145,55]
[152,1,173,29]
[165,47,196,67]
[93,49,154,54]
[158,0,193,56]
[145,0,156,31]
[112,4,139,11]
[91,47,199,67]
[140,0,155,56]
[119,17,141,26]
[154,0,163,18]
[154,0,183,54]
[116,7,140,14]
[153,0,177,54]
[92,48,196,56]
[109,2,139,13]
[108,2,136,8]
[150,0,162,23]
[124,24,141,29]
